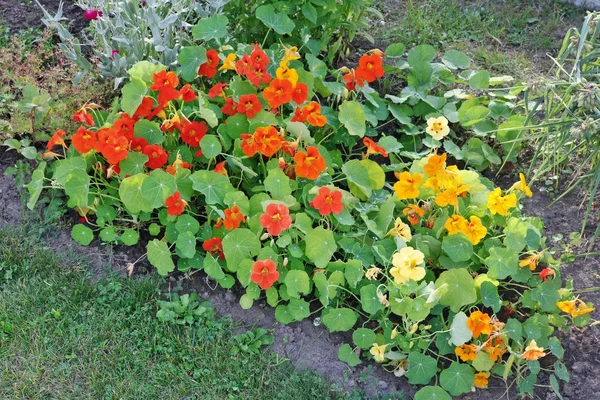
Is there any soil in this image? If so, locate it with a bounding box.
[0,0,87,34]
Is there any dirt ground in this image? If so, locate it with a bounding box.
[0,0,87,33]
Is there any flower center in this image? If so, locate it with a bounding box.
[261,267,270,277]
[325,196,333,205]
[152,152,158,158]
[272,213,281,222]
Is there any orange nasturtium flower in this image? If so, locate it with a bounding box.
[310,187,344,216]
[180,120,208,148]
[294,146,327,180]
[47,129,67,151]
[474,372,490,389]
[250,259,280,290]
[223,205,246,230]
[355,53,384,83]
[487,188,517,216]
[556,298,595,317]
[180,84,197,102]
[202,237,224,260]
[467,311,492,338]
[198,49,219,78]
[103,135,129,165]
[511,173,533,197]
[363,137,388,158]
[73,103,99,126]
[165,191,187,216]
[423,153,447,176]
[151,70,179,91]
[208,82,227,99]
[455,344,478,362]
[434,184,470,208]
[255,126,284,157]
[142,144,168,170]
[262,78,294,108]
[259,203,292,236]
[403,204,425,226]
[519,251,544,271]
[213,161,228,176]
[521,340,546,361]
[71,126,97,154]
[291,101,326,126]
[393,172,422,200]
[459,216,487,245]
[291,82,308,104]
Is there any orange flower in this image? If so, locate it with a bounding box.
[240,133,259,157]
[250,259,279,290]
[202,237,224,260]
[180,120,208,148]
[73,109,94,126]
[259,203,292,236]
[180,84,197,102]
[363,137,388,158]
[223,205,245,230]
[291,82,308,104]
[310,187,344,216]
[208,83,227,99]
[254,126,284,157]
[355,53,384,83]
[342,69,364,91]
[294,146,327,180]
[165,191,187,216]
[455,344,478,362]
[474,372,489,389]
[213,161,228,176]
[403,204,425,225]
[467,311,492,338]
[71,126,97,154]
[47,129,67,151]
[262,78,293,108]
[424,153,447,176]
[519,251,543,271]
[522,340,546,361]
[142,144,168,170]
[292,102,327,127]
[102,135,129,165]
[113,114,137,141]
[150,70,179,92]
[198,49,219,78]
[393,172,422,200]
[236,94,262,118]
[444,214,466,235]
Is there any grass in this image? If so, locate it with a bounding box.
[0,226,341,399]
[373,0,586,79]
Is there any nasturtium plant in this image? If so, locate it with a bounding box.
[30,39,593,398]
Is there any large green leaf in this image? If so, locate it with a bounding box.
[121,78,147,117]
[190,170,234,205]
[352,328,376,350]
[285,270,310,298]
[176,231,196,258]
[25,162,46,210]
[360,285,383,315]
[64,169,90,208]
[414,387,451,400]
[264,168,292,200]
[442,50,471,69]
[481,281,502,313]
[178,45,207,81]
[71,224,93,246]
[120,152,149,177]
[322,308,357,332]
[288,298,311,320]
[442,233,473,262]
[119,174,153,214]
[435,269,476,312]
[440,362,474,396]
[128,61,165,84]
[304,227,337,268]
[134,119,164,145]
[255,5,295,35]
[339,101,366,137]
[141,169,176,209]
[53,156,86,186]
[147,239,175,275]
[485,247,518,279]
[200,135,222,159]
[342,159,372,200]
[405,352,437,385]
[338,344,361,367]
[192,15,229,41]
[222,229,260,272]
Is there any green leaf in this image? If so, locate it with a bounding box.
[360,159,385,190]
[190,170,234,205]
[407,44,436,67]
[192,15,229,41]
[25,162,45,210]
[255,5,295,35]
[385,43,406,57]
[120,229,139,246]
[301,2,318,24]
[141,169,176,209]
[119,174,153,214]
[481,281,502,313]
[275,305,294,324]
[442,50,471,69]
[360,285,383,314]
[264,168,292,200]
[147,239,175,275]
[176,231,196,258]
[339,101,366,137]
[64,169,90,208]
[304,227,337,268]
[128,61,165,84]
[352,328,376,350]
[473,351,494,371]
[178,46,207,81]
[175,214,200,235]
[440,362,474,396]
[285,270,310,298]
[224,191,250,216]
[435,269,477,312]
[288,298,311,320]
[71,224,93,246]
[99,227,117,242]
[469,71,490,90]
[121,78,147,117]
[120,152,149,176]
[204,254,225,280]
[405,352,437,385]
[449,311,473,346]
[322,308,357,332]
[505,318,523,342]
[414,386,451,400]
[442,233,473,262]
[222,229,260,272]
[344,260,363,289]
[550,375,563,400]
[199,135,222,159]
[338,344,361,367]
[531,281,560,312]
[53,156,86,186]
[485,247,518,279]
[342,159,372,200]
[222,114,249,140]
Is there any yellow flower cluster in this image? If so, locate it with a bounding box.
[444,214,487,245]
[421,154,472,208]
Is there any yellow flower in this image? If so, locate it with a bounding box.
[557,299,595,317]
[423,153,447,176]
[519,251,543,271]
[425,116,450,140]
[522,340,546,361]
[394,172,422,200]
[487,188,517,216]
[390,247,426,285]
[403,204,426,226]
[444,214,466,235]
[455,344,478,361]
[365,266,382,280]
[511,173,533,197]
[474,372,489,389]
[218,53,237,71]
[370,343,387,363]
[386,217,412,241]
[459,216,487,245]
[467,310,492,338]
[281,44,301,66]
[434,184,471,207]
[377,289,389,307]
[391,327,399,339]
[276,65,299,86]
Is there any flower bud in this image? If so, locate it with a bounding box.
[83,10,102,21]
[283,257,289,267]
[260,232,270,241]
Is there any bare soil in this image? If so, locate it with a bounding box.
[0,0,87,34]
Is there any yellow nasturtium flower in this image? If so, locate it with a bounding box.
[434,184,471,207]
[474,372,490,389]
[425,116,450,140]
[459,215,487,245]
[369,343,387,363]
[276,65,299,86]
[390,247,426,285]
[519,251,543,271]
[386,217,412,241]
[556,298,595,317]
[511,173,533,197]
[394,172,422,200]
[281,44,301,66]
[423,153,447,176]
[487,188,517,216]
[444,214,467,235]
[455,343,478,361]
[218,53,237,71]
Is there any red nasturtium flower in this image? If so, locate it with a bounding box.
[250,44,269,68]
[540,267,556,282]
[262,78,293,108]
[179,84,197,102]
[221,98,238,116]
[71,126,97,154]
[310,187,344,216]
[292,102,326,127]
[208,83,227,99]
[47,129,67,151]
[130,137,148,152]
[202,237,225,260]
[240,133,258,157]
[247,63,272,87]
[113,115,137,141]
[213,161,228,176]
[223,205,246,230]
[134,97,155,119]
[250,259,279,290]
[260,203,292,236]
[236,94,262,118]
[165,191,186,216]
[198,49,219,78]
[180,120,208,147]
[151,70,179,92]
[291,82,308,104]
[235,53,252,75]
[363,137,388,158]
[103,135,129,165]
[294,146,327,180]
[342,69,364,91]
[73,107,95,126]
[143,144,168,170]
[355,53,385,83]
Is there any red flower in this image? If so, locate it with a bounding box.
[221,98,239,116]
[198,49,219,78]
[259,203,292,236]
[223,205,245,230]
[240,134,258,157]
[246,64,272,87]
[213,161,228,176]
[236,94,262,118]
[165,191,186,216]
[150,70,179,92]
[250,44,270,68]
[235,54,252,75]
[142,144,168,170]
[134,97,155,119]
[293,102,326,127]
[73,109,94,126]
[363,137,388,157]
[355,53,384,83]
[130,137,148,152]
[291,82,308,104]
[180,84,197,102]
[250,259,279,290]
[294,146,326,180]
[103,135,129,165]
[342,69,364,91]
[262,79,293,108]
[71,126,97,154]
[180,120,208,148]
[113,115,137,141]
[540,267,556,282]
[310,187,344,216]
[95,128,116,154]
[83,10,102,21]
[202,237,225,260]
[47,129,67,151]
[208,83,227,99]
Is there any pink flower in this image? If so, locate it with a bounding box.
[110,49,119,60]
[83,10,103,21]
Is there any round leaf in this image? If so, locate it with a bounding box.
[405,352,437,385]
[338,344,361,367]
[200,135,222,159]
[440,362,475,396]
[339,101,366,137]
[178,46,207,81]
[414,387,451,400]
[435,268,476,312]
[442,233,473,262]
[222,229,260,272]
[190,170,234,205]
[120,229,139,246]
[485,247,518,279]
[304,227,337,268]
[72,224,93,246]
[322,308,357,332]
[192,15,229,41]
[284,270,310,298]
[147,239,175,276]
[255,5,295,35]
[352,328,376,350]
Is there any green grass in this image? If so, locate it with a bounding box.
[0,227,340,399]
[373,0,586,79]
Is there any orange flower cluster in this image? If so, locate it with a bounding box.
[235,44,272,87]
[342,50,385,90]
[291,101,326,127]
[240,126,284,157]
